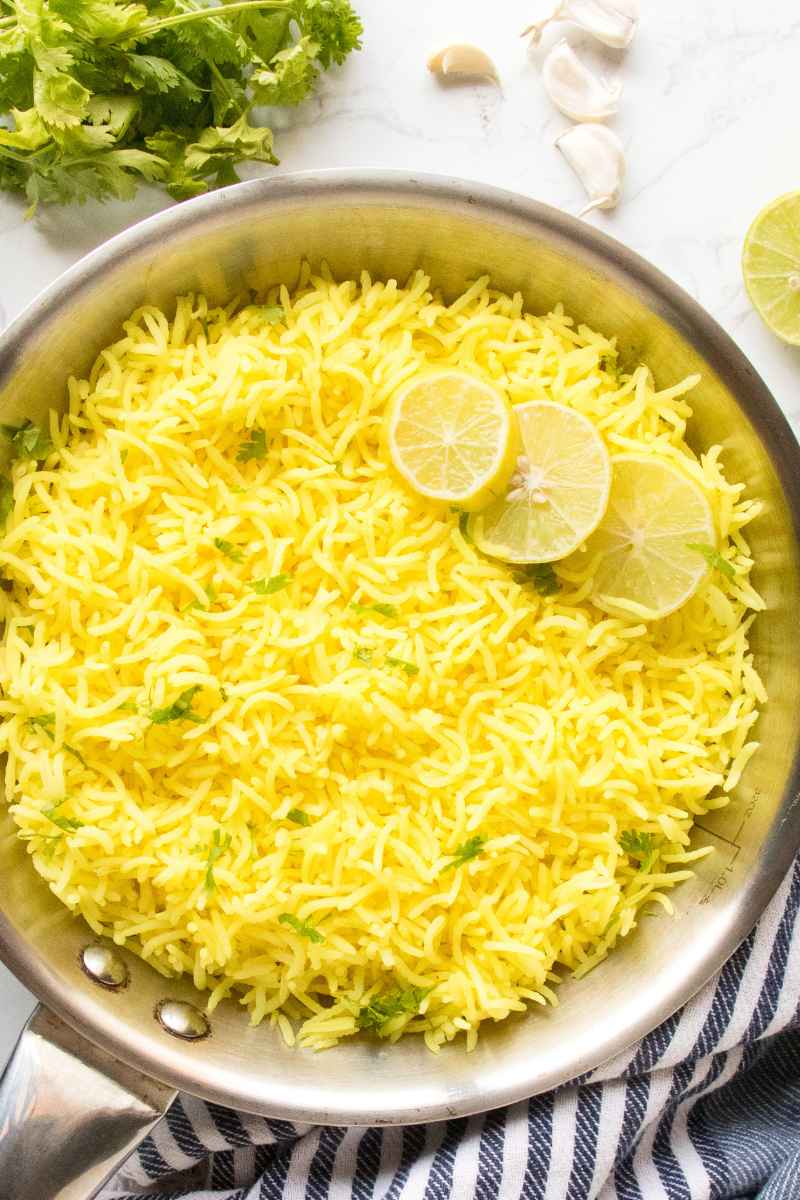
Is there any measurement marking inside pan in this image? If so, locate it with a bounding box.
[695,789,761,905]
[694,789,760,854]
[693,822,742,850]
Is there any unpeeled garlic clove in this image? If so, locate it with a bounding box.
[523,0,639,50]
[556,123,625,216]
[541,39,621,122]
[427,44,499,82]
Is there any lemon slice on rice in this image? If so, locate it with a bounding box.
[469,401,612,563]
[386,370,518,511]
[577,454,716,620]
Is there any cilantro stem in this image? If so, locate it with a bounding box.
[118,0,295,42]
[0,144,32,165]
[0,144,136,172]
[208,59,238,106]
[0,141,51,164]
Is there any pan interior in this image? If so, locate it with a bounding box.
[0,173,797,1124]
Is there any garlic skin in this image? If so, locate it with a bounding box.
[522,0,562,43]
[541,40,621,122]
[556,123,625,216]
[523,0,639,50]
[427,44,499,83]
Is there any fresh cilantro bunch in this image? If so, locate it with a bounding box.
[0,0,362,210]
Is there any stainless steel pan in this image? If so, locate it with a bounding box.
[0,172,798,1200]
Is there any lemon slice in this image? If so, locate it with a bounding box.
[743,192,800,344]
[386,370,517,510]
[468,401,612,563]
[577,454,716,619]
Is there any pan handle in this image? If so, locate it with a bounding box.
[0,1005,177,1200]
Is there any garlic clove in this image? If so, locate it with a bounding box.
[541,40,621,122]
[523,0,639,50]
[556,123,625,216]
[565,0,639,49]
[427,44,499,83]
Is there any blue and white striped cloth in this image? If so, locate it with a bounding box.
[104,856,800,1200]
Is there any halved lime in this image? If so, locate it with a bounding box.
[743,191,800,344]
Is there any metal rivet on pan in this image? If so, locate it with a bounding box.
[80,943,130,990]
[156,999,210,1041]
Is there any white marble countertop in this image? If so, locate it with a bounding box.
[1,0,798,1070]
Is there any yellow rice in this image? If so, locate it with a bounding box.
[0,269,765,1051]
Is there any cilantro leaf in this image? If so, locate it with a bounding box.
[183,111,277,179]
[513,563,560,596]
[353,646,373,665]
[148,685,203,725]
[214,537,244,563]
[27,712,55,739]
[237,429,268,462]
[385,656,419,677]
[619,830,658,872]
[686,543,736,580]
[455,510,473,545]
[287,808,310,825]
[183,584,217,613]
[599,353,620,380]
[120,53,203,100]
[1,419,52,461]
[279,912,325,943]
[440,834,486,874]
[297,0,364,68]
[64,2,149,42]
[252,36,319,106]
[34,67,91,130]
[231,9,291,64]
[142,130,208,202]
[357,985,431,1033]
[350,601,398,618]
[0,477,13,525]
[251,574,291,594]
[43,799,83,833]
[205,827,231,892]
[64,742,88,768]
[0,25,33,114]
[251,305,285,325]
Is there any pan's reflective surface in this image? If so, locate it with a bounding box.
[0,172,798,1124]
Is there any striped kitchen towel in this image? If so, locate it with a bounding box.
[103,855,800,1200]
